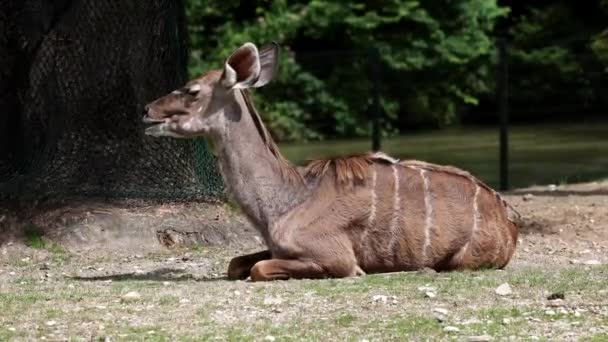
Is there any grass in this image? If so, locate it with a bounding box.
[281,122,608,189]
[2,260,606,341]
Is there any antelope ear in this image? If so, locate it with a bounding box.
[221,42,279,89]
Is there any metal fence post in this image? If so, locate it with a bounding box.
[368,45,381,152]
[498,36,510,191]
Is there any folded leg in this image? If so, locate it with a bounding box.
[227,250,272,280]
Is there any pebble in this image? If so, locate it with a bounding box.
[548,299,565,307]
[545,309,556,316]
[179,298,191,304]
[263,296,283,306]
[162,281,170,286]
[425,291,436,298]
[495,283,512,296]
[121,291,142,302]
[372,295,388,303]
[444,326,460,333]
[523,194,534,201]
[433,308,449,315]
[548,184,557,191]
[46,321,57,326]
[467,335,493,342]
[417,286,437,292]
[583,260,601,265]
[234,290,241,296]
[8,327,16,332]
[264,336,276,341]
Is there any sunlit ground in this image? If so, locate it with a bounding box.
[281,122,608,190]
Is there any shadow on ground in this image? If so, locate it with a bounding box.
[67,268,227,282]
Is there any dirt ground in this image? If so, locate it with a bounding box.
[0,181,607,341]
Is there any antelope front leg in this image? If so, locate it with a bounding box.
[250,259,328,281]
[227,250,272,280]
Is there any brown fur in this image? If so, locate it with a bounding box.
[143,42,519,281]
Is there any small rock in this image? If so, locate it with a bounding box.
[417,286,437,292]
[548,184,557,191]
[433,308,449,315]
[264,336,276,342]
[372,295,388,303]
[67,284,75,289]
[46,321,57,326]
[467,335,493,342]
[548,299,565,307]
[40,263,50,270]
[583,260,601,265]
[263,296,283,306]
[434,314,447,323]
[8,327,16,332]
[574,311,582,318]
[121,291,142,302]
[134,269,145,275]
[233,290,241,296]
[580,249,591,255]
[425,291,436,299]
[179,298,191,304]
[495,283,512,296]
[443,326,460,333]
[9,272,15,276]
[545,309,556,316]
[162,281,170,286]
[522,194,534,201]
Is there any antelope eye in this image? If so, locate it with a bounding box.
[187,84,201,96]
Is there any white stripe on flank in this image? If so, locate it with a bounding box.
[368,167,378,224]
[386,165,401,254]
[455,182,481,259]
[472,183,481,234]
[421,169,433,264]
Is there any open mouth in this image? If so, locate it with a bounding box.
[142,117,167,136]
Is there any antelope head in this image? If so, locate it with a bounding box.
[142,42,279,138]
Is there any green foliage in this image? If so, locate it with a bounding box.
[507,2,607,117]
[185,1,607,140]
[185,0,507,141]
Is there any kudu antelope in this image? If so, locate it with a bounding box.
[143,42,519,281]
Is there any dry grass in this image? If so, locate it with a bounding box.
[0,242,607,341]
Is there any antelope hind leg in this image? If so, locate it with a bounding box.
[227,250,272,280]
[250,259,327,281]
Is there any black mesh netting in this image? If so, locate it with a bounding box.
[0,0,223,201]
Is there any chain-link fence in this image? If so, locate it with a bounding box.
[0,0,223,201]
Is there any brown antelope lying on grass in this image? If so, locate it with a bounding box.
[143,42,519,281]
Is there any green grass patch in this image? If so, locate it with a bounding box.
[335,313,357,327]
[24,224,46,249]
[158,295,179,306]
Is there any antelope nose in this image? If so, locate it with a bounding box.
[142,105,150,116]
